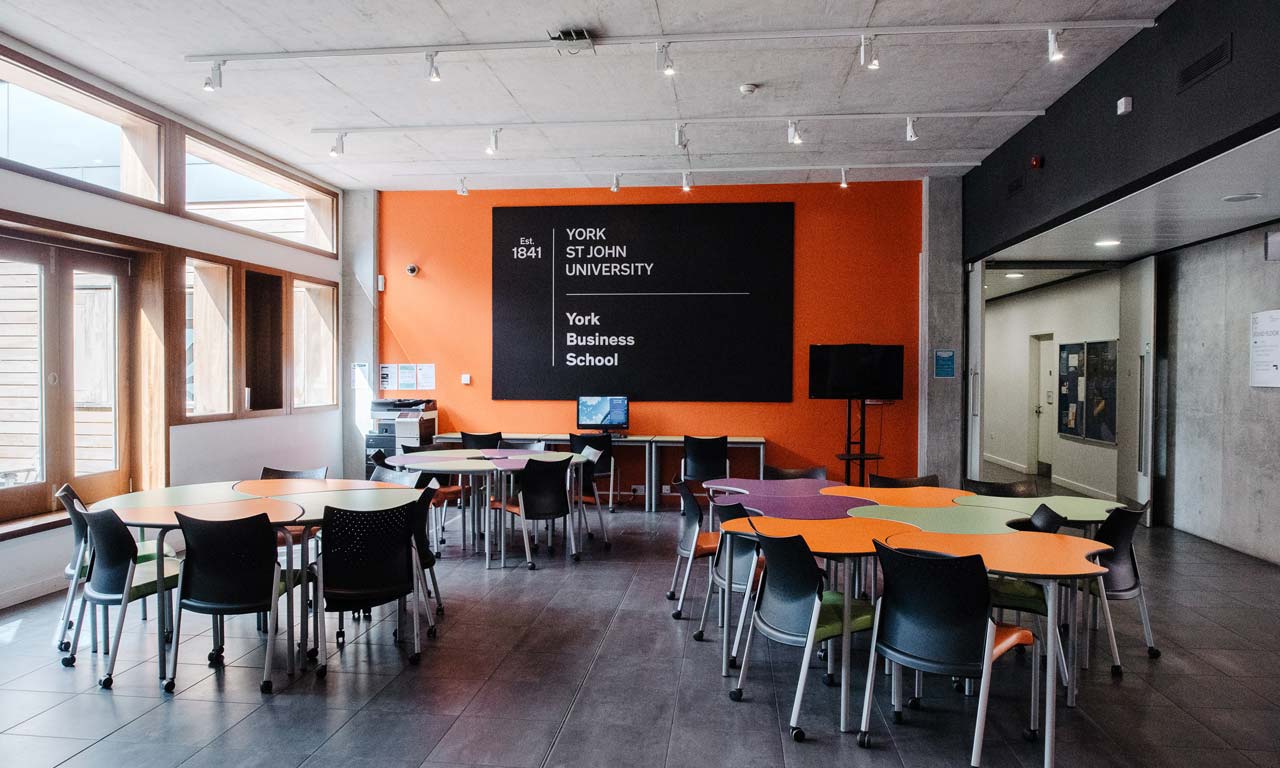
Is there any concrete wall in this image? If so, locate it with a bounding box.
[1164,226,1280,564]
[340,191,379,479]
[983,271,1120,498]
[920,177,965,486]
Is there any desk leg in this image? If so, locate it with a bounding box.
[758,445,765,479]
[500,471,508,569]
[1042,579,1058,768]
[840,556,853,732]
[722,532,733,678]
[154,530,169,681]
[647,443,657,512]
[282,529,295,676]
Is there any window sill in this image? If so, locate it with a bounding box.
[0,510,70,543]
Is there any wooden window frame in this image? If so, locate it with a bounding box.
[289,276,340,412]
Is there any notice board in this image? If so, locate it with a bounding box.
[491,203,794,401]
[1058,343,1085,438]
[1058,340,1118,443]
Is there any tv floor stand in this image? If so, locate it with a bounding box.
[836,398,882,486]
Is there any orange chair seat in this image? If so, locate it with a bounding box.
[693,531,721,558]
[992,623,1035,661]
[432,485,462,502]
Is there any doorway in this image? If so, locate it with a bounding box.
[1029,334,1055,477]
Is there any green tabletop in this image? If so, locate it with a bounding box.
[272,488,428,524]
[952,494,1121,523]
[850,505,1029,535]
[90,481,252,511]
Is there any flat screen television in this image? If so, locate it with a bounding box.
[808,344,904,401]
[577,395,629,430]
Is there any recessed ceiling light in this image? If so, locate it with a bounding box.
[1094,239,1121,247]
[1222,192,1264,203]
[1005,272,1025,279]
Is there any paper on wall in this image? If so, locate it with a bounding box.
[379,364,394,391]
[416,364,437,390]
[1067,353,1079,368]
[1077,377,1085,400]
[398,364,417,389]
[350,362,368,390]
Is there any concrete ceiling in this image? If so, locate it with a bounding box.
[0,0,1175,191]
[982,267,1096,299]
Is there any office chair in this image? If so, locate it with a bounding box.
[763,465,828,480]
[667,481,718,619]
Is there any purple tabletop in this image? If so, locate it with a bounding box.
[703,477,842,496]
[480,448,541,458]
[712,492,875,520]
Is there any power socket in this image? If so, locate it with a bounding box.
[662,484,671,494]
[630,484,645,496]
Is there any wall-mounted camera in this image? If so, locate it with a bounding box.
[405,264,420,276]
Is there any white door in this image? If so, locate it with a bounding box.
[1037,338,1056,470]
[966,261,985,480]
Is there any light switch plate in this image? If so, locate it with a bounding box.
[460,373,472,385]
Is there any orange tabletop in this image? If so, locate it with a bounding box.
[112,497,304,529]
[884,531,1110,579]
[232,478,403,496]
[721,515,919,558]
[820,485,973,507]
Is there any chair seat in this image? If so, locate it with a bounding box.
[432,485,462,502]
[82,557,182,603]
[693,531,720,558]
[989,576,1047,615]
[992,623,1035,661]
[814,591,875,643]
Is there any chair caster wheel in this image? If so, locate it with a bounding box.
[906,697,920,710]
[665,591,676,601]
[1148,647,1161,659]
[58,641,70,652]
[164,631,173,643]
[857,731,872,748]
[436,605,444,615]
[62,655,76,667]
[363,609,372,620]
[427,626,438,638]
[409,653,421,665]
[952,680,964,692]
[671,609,682,620]
[692,630,704,642]
[547,547,555,557]
[1111,664,1123,678]
[587,532,595,540]
[892,710,903,724]
[527,562,537,571]
[728,688,743,702]
[315,665,327,679]
[531,544,540,554]
[729,656,739,669]
[572,553,580,562]
[392,629,398,641]
[790,727,805,742]
[99,675,113,689]
[817,648,827,661]
[603,541,612,551]
[351,611,361,622]
[260,681,273,694]
[307,648,319,660]
[163,679,175,693]
[1022,728,1039,742]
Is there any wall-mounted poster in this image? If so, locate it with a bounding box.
[1250,309,1280,387]
[1084,340,1118,443]
[1057,343,1085,438]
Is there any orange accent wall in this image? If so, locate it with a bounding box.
[379,182,921,498]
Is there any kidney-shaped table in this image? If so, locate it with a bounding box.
[822,484,974,507]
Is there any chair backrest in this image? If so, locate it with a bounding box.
[873,541,991,677]
[869,473,940,488]
[260,466,327,480]
[176,512,278,612]
[763,465,827,480]
[683,435,728,482]
[54,484,89,557]
[673,481,704,552]
[753,529,824,638]
[461,431,502,449]
[320,504,416,602]
[401,443,455,486]
[517,457,572,521]
[370,466,437,566]
[711,502,758,588]
[368,449,391,470]
[570,433,613,476]
[962,478,1039,498]
[1094,503,1146,594]
[81,508,139,598]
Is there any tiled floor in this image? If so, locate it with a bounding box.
[2,507,1280,767]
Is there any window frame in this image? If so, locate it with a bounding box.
[289,276,340,411]
[182,255,235,420]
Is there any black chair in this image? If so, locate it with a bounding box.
[168,513,284,693]
[61,509,180,688]
[571,433,616,513]
[372,466,444,618]
[694,502,761,656]
[869,473,940,488]
[311,503,424,677]
[261,466,328,480]
[500,438,545,451]
[1093,503,1160,661]
[732,525,874,742]
[461,431,502,449]
[667,482,718,619]
[368,449,392,472]
[401,443,463,549]
[858,542,1038,764]
[508,456,576,569]
[763,465,828,480]
[962,478,1039,497]
[682,435,729,483]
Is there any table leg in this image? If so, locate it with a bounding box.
[722,532,733,678]
[299,525,311,665]
[644,442,654,512]
[1042,579,1058,768]
[153,529,169,680]
[282,528,295,676]
[484,472,493,570]
[647,443,657,512]
[500,470,508,569]
[1067,577,1079,708]
[757,445,764,479]
[840,555,853,732]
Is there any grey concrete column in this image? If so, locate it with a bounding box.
[340,190,379,479]
[920,177,964,486]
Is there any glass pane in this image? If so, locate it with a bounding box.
[0,58,161,201]
[185,258,231,416]
[73,271,118,476]
[293,280,336,407]
[0,259,42,487]
[185,137,335,251]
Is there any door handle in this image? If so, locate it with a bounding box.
[1033,405,1043,416]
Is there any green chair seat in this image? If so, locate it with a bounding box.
[989,576,1047,615]
[126,557,182,601]
[815,590,875,642]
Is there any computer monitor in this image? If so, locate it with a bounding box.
[577,396,629,431]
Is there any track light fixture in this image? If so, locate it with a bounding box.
[657,43,675,76]
[1047,29,1064,62]
[328,132,346,158]
[675,123,688,149]
[610,173,620,193]
[860,36,879,70]
[906,117,919,142]
[681,171,692,192]
[457,176,468,196]
[485,127,500,155]
[202,60,224,91]
[426,52,441,82]
[787,120,803,145]
[839,167,848,188]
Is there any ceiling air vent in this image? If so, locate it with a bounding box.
[1178,34,1232,93]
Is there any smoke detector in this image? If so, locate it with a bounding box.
[739,83,759,95]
